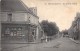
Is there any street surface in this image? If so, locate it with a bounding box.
[2,37,80,51]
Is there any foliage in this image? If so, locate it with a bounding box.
[62,30,68,35]
[40,20,59,36]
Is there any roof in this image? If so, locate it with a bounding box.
[1,0,39,18]
[1,0,29,12]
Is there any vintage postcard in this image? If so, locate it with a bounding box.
[0,0,80,51]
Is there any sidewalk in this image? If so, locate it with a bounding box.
[69,38,80,44]
[1,40,40,44]
[1,43,31,51]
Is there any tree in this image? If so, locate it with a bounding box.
[62,29,68,35]
[40,20,59,36]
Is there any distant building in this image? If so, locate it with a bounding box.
[68,12,80,41]
[0,0,43,43]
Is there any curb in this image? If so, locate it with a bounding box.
[1,42,39,44]
[69,38,80,44]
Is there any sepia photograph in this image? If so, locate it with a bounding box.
[0,0,80,51]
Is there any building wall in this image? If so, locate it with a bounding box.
[1,0,42,43]
[28,13,39,25]
[78,21,80,40]
[0,14,1,42]
[1,12,39,25]
[35,25,44,42]
[68,26,74,38]
[1,12,8,21]
[75,18,80,40]
[68,13,80,40]
[1,12,28,22]
[0,14,1,50]
[1,11,40,42]
[12,12,28,21]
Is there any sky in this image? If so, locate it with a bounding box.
[22,0,80,31]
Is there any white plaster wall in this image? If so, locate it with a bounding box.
[29,14,39,25]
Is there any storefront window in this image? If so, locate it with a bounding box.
[10,32,14,36]
[5,28,10,36]
[14,32,17,36]
[4,27,23,37]
[17,31,22,36]
[18,28,22,30]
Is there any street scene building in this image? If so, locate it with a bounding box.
[0,0,80,51]
[68,12,80,41]
[0,0,43,43]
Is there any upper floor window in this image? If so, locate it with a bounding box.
[8,13,12,22]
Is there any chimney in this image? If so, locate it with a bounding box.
[29,7,37,15]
